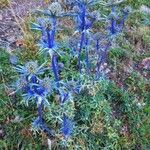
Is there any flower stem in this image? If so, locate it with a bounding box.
[52,54,60,87]
[85,37,90,73]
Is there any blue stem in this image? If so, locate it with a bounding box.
[52,55,60,87]
[78,6,86,72]
[47,17,59,87]
[47,28,52,48]
[111,7,116,35]
[62,114,72,139]
[85,37,90,72]
[96,40,99,52]
[118,12,128,30]
[78,32,85,72]
[81,6,86,31]
[111,18,116,34]
[37,99,54,136]
[51,17,57,47]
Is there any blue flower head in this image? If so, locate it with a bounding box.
[36,2,66,18]
[16,76,28,91]
[32,116,54,136]
[107,4,131,38]
[48,2,63,17]
[14,61,46,77]
[70,0,100,32]
[39,77,54,95]
[31,77,54,106]
[14,61,52,106]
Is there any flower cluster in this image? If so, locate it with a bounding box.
[13,0,130,142]
[14,61,54,135]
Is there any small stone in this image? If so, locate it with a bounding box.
[141,58,150,69]
[0,14,3,20]
[7,36,16,43]
[0,129,4,138]
[140,5,150,14]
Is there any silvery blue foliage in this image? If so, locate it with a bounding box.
[58,79,82,103]
[36,2,65,18]
[68,35,80,56]
[57,79,81,138]
[13,0,131,141]
[107,5,131,40]
[32,102,54,136]
[14,61,46,77]
[32,2,72,88]
[67,1,101,72]
[15,64,53,106]
[14,61,55,136]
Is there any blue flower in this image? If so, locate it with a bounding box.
[16,76,28,90]
[107,5,131,39]
[14,61,47,77]
[35,2,67,18]
[48,2,63,16]
[68,1,99,72]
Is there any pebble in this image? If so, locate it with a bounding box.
[141,58,150,70]
[0,14,2,20]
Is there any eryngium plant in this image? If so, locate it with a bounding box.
[14,61,54,136]
[13,0,130,145]
[32,2,69,88]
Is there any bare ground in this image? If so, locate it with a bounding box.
[0,0,48,48]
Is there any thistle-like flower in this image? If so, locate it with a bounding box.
[39,77,54,95]
[36,2,65,18]
[14,61,46,77]
[16,76,28,90]
[107,5,131,39]
[48,2,63,16]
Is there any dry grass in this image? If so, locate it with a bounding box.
[0,0,10,9]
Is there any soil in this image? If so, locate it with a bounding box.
[0,0,48,48]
